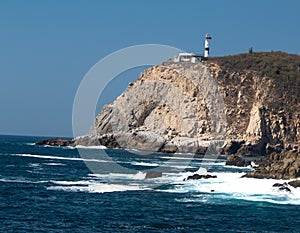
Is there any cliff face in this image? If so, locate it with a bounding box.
[79,52,300,155]
[89,63,218,153]
[208,52,300,153]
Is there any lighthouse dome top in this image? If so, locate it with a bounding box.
[205,33,212,39]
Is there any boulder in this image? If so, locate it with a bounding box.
[184,174,217,181]
[115,131,165,152]
[160,142,178,153]
[225,154,250,167]
[272,183,291,192]
[279,186,291,192]
[288,180,300,188]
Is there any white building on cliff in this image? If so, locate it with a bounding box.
[173,33,212,63]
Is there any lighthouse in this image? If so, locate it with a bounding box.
[204,33,212,58]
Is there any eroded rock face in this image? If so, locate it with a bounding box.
[36,53,300,180]
[208,59,300,153]
[243,150,300,179]
[92,64,214,138]
[89,62,226,154]
[87,57,299,155]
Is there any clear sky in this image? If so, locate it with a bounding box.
[0,0,299,137]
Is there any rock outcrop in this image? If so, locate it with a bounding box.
[184,174,217,180]
[37,52,300,180]
[88,62,226,154]
[272,183,291,192]
[36,138,75,147]
[84,52,300,156]
[225,154,251,167]
[243,150,300,179]
[288,180,300,188]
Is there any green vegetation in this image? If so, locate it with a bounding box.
[208,52,300,114]
[211,52,300,84]
[210,51,300,110]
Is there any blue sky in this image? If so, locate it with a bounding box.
[0,0,299,137]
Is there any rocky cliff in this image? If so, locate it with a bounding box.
[208,52,300,155]
[76,52,299,158]
[37,51,300,179]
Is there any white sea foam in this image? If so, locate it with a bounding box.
[88,171,147,180]
[64,146,76,150]
[158,171,300,205]
[161,164,197,169]
[13,154,108,163]
[75,145,107,149]
[44,163,65,166]
[50,180,95,186]
[47,183,146,193]
[0,178,49,184]
[160,156,225,162]
[25,143,36,146]
[131,161,159,167]
[28,163,41,167]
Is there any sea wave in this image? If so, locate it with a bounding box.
[131,161,159,167]
[157,171,300,205]
[47,183,147,193]
[12,153,108,163]
[75,145,107,149]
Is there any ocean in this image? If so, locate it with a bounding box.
[1,135,300,233]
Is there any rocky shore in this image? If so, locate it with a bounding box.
[37,52,300,181]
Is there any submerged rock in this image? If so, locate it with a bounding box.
[184,174,217,181]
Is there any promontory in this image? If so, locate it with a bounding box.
[37,51,300,179]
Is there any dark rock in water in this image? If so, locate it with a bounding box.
[185,174,217,181]
[36,138,74,147]
[225,154,251,167]
[244,150,300,179]
[279,186,291,192]
[288,180,300,188]
[272,182,291,192]
[272,183,285,187]
[145,171,162,179]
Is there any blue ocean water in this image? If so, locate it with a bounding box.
[1,135,300,233]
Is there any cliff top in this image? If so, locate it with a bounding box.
[209,51,300,100]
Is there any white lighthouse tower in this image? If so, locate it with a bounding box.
[204,33,212,58]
